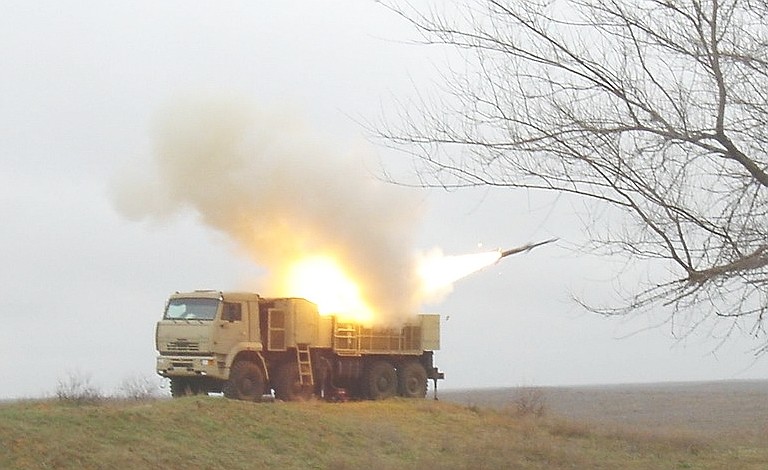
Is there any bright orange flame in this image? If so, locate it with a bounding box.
[281,249,502,323]
[284,255,375,323]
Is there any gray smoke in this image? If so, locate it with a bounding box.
[112,96,425,323]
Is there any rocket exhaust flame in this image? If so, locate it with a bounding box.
[417,250,502,298]
[112,97,556,325]
[416,239,557,301]
[287,238,557,319]
[286,255,375,323]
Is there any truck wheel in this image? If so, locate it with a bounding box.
[224,361,265,401]
[170,378,190,398]
[274,362,312,401]
[365,361,397,400]
[398,362,427,398]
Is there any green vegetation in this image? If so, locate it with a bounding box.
[1,397,765,469]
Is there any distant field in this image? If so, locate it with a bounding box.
[2,384,768,469]
[441,380,768,443]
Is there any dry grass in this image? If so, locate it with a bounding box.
[1,396,767,469]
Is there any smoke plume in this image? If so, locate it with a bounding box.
[112,96,425,324]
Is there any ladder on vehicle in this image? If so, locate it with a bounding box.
[296,343,314,386]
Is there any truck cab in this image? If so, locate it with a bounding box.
[155,291,263,395]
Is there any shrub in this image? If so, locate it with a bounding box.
[118,374,164,401]
[510,387,547,418]
[55,371,103,405]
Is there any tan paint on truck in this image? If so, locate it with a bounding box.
[156,290,443,401]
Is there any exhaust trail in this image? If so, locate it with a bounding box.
[417,239,557,303]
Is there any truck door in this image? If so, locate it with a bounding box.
[213,301,248,355]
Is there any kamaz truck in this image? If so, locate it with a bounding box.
[155,290,444,401]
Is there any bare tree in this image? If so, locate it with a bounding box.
[381,1,767,349]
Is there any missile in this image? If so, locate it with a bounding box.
[499,238,558,259]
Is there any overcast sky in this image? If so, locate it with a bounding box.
[1,1,764,399]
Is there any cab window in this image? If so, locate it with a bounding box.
[222,302,242,322]
[164,298,219,320]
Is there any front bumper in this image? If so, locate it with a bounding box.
[156,355,227,380]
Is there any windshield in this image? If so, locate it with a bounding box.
[164,298,220,321]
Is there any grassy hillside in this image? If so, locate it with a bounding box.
[1,397,766,469]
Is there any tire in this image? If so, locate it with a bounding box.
[224,361,265,401]
[365,361,397,400]
[398,362,427,398]
[274,362,312,401]
[170,378,190,398]
[171,378,207,397]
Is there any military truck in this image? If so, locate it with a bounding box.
[155,290,443,401]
